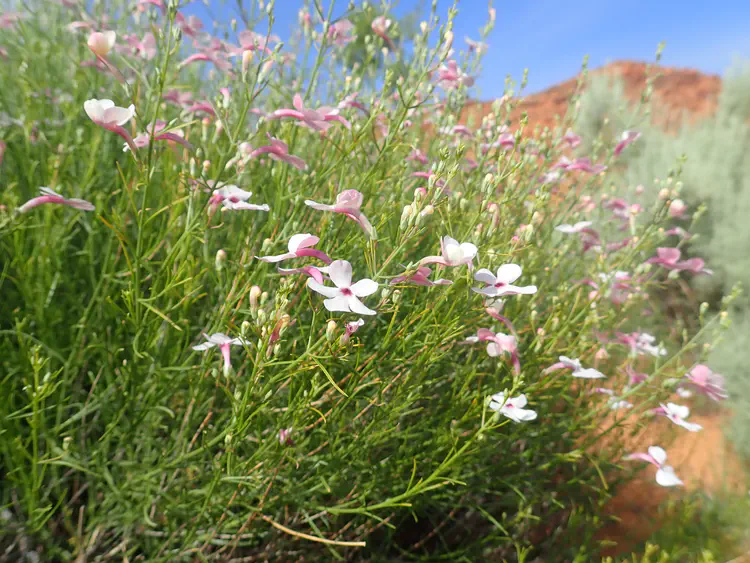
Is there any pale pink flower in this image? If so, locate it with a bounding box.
[480,133,515,153]
[484,301,516,334]
[84,99,137,153]
[306,260,378,315]
[435,60,475,90]
[665,226,691,240]
[406,148,429,166]
[192,332,248,376]
[175,13,205,38]
[682,364,728,401]
[622,364,648,386]
[126,121,192,152]
[613,130,641,156]
[488,392,537,423]
[278,427,294,446]
[668,199,688,219]
[269,94,351,132]
[179,51,232,72]
[555,221,594,234]
[208,185,269,213]
[472,264,537,298]
[625,446,683,487]
[562,128,581,148]
[237,30,278,55]
[248,134,308,170]
[552,156,606,174]
[277,265,327,284]
[464,37,487,54]
[327,19,355,46]
[646,248,712,275]
[543,356,605,379]
[466,328,520,374]
[163,89,194,107]
[136,0,165,13]
[184,101,216,117]
[652,403,703,432]
[18,187,95,214]
[87,31,116,57]
[256,233,331,264]
[340,318,365,344]
[389,266,452,287]
[615,331,667,357]
[337,92,368,113]
[124,32,157,60]
[419,236,478,269]
[592,388,632,410]
[371,16,395,50]
[304,189,375,238]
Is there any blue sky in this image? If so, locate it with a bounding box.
[183,0,750,97]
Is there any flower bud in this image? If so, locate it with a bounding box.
[241,320,251,337]
[658,188,670,201]
[242,49,253,74]
[215,249,227,271]
[249,285,262,311]
[87,31,116,57]
[326,320,337,341]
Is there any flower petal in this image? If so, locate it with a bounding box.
[328,260,353,288]
[496,264,522,284]
[323,295,352,313]
[655,466,683,487]
[350,278,378,297]
[474,268,496,285]
[306,278,340,298]
[347,295,377,315]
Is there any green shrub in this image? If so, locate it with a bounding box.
[0,2,732,561]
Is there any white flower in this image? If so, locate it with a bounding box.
[625,446,684,487]
[658,403,703,432]
[555,221,592,234]
[306,259,378,315]
[572,367,606,379]
[83,99,135,127]
[472,264,537,298]
[489,392,537,423]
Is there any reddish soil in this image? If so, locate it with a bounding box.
[462,60,722,132]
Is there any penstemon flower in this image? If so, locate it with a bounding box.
[192,332,249,377]
[419,236,478,269]
[84,99,137,153]
[305,189,376,238]
[306,260,378,315]
[489,392,537,423]
[18,187,95,214]
[257,233,331,264]
[472,264,537,298]
[624,446,683,487]
[652,403,703,432]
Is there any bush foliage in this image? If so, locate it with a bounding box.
[0,1,733,560]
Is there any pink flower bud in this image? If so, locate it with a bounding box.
[87,31,116,57]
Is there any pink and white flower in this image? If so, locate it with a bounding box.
[278,427,294,446]
[625,446,683,487]
[340,318,365,345]
[18,187,95,214]
[562,128,582,148]
[472,264,537,298]
[269,94,351,132]
[304,189,375,238]
[682,364,728,401]
[256,233,331,264]
[466,329,520,374]
[389,266,452,287]
[616,331,667,357]
[435,60,475,90]
[126,121,192,152]
[543,356,605,379]
[646,247,712,275]
[87,30,116,57]
[84,99,137,153]
[555,221,594,234]
[489,392,537,423]
[371,15,395,50]
[192,332,249,376]
[327,19,355,46]
[653,403,703,432]
[306,260,378,315]
[248,134,307,170]
[668,199,689,219]
[419,236,478,269]
[613,130,641,156]
[208,185,270,213]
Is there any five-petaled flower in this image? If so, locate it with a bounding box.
[389,266,452,287]
[192,332,249,376]
[18,187,95,214]
[682,364,728,402]
[419,236,478,269]
[472,264,537,298]
[269,93,351,132]
[489,392,537,423]
[208,184,270,214]
[624,446,683,487]
[248,134,308,170]
[466,328,521,374]
[306,260,378,315]
[305,189,376,238]
[543,356,605,379]
[84,99,138,153]
[646,248,712,275]
[652,403,703,432]
[257,233,331,264]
